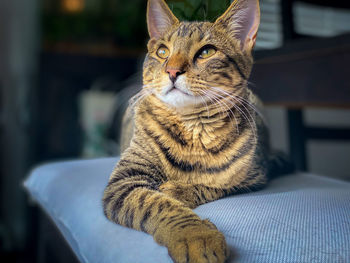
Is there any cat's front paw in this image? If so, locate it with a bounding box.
[159,181,198,208]
[166,220,230,263]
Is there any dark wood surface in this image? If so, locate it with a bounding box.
[251,34,350,108]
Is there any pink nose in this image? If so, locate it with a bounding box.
[166,68,181,80]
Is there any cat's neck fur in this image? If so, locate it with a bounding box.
[137,94,244,147]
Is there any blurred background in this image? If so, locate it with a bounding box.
[0,0,349,262]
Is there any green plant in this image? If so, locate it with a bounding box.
[41,0,230,47]
[167,0,231,22]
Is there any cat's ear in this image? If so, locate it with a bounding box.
[147,0,179,39]
[214,0,260,50]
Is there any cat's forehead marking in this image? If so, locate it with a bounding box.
[166,22,210,43]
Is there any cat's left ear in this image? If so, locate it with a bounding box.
[214,0,260,50]
[147,0,179,39]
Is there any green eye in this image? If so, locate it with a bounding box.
[157,46,169,59]
[199,48,216,59]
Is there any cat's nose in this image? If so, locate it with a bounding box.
[166,68,185,83]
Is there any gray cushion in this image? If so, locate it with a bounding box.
[24,158,350,263]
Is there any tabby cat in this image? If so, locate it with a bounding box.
[103,0,288,262]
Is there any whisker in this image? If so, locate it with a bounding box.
[197,93,210,119]
[142,82,161,87]
[205,90,239,134]
[203,92,226,120]
[233,94,265,122]
[206,90,241,135]
[208,88,257,141]
[211,87,261,131]
[247,80,256,88]
[129,89,154,108]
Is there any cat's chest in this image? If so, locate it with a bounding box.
[182,117,231,149]
[150,115,255,185]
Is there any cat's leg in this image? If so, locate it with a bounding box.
[103,151,229,263]
[159,182,230,208]
[160,171,267,209]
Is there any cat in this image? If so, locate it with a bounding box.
[103,0,291,262]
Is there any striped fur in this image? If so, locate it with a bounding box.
[103,0,268,262]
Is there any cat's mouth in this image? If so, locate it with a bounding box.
[159,83,200,107]
[166,85,191,96]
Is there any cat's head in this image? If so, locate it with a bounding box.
[143,0,260,109]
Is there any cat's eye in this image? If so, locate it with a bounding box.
[198,48,216,59]
[157,46,170,59]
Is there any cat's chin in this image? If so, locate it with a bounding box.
[155,76,203,109]
[156,90,201,109]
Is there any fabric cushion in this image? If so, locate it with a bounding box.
[24,158,350,263]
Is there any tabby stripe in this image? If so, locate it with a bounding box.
[239,171,266,189]
[127,146,166,179]
[125,207,135,228]
[108,174,151,189]
[107,171,157,188]
[167,204,177,212]
[146,55,159,63]
[140,197,159,232]
[180,223,200,229]
[203,247,209,260]
[185,241,190,263]
[171,218,200,229]
[186,106,218,119]
[141,199,161,232]
[206,59,229,70]
[193,186,202,203]
[102,192,114,216]
[167,214,196,227]
[243,170,261,183]
[144,128,254,173]
[181,24,189,37]
[207,124,248,154]
[129,142,150,156]
[121,164,162,181]
[195,186,223,200]
[222,188,231,196]
[217,72,232,82]
[140,209,152,232]
[198,106,232,121]
[117,160,164,183]
[163,200,171,209]
[112,180,153,195]
[118,159,155,172]
[124,207,130,224]
[165,214,184,226]
[225,55,247,80]
[110,183,152,220]
[138,191,149,210]
[117,160,150,172]
[177,24,189,37]
[167,30,176,42]
[197,26,205,41]
[145,107,187,146]
[200,190,207,202]
[132,141,155,159]
[157,202,165,214]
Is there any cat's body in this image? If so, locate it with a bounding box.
[119,86,269,198]
[103,0,287,262]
